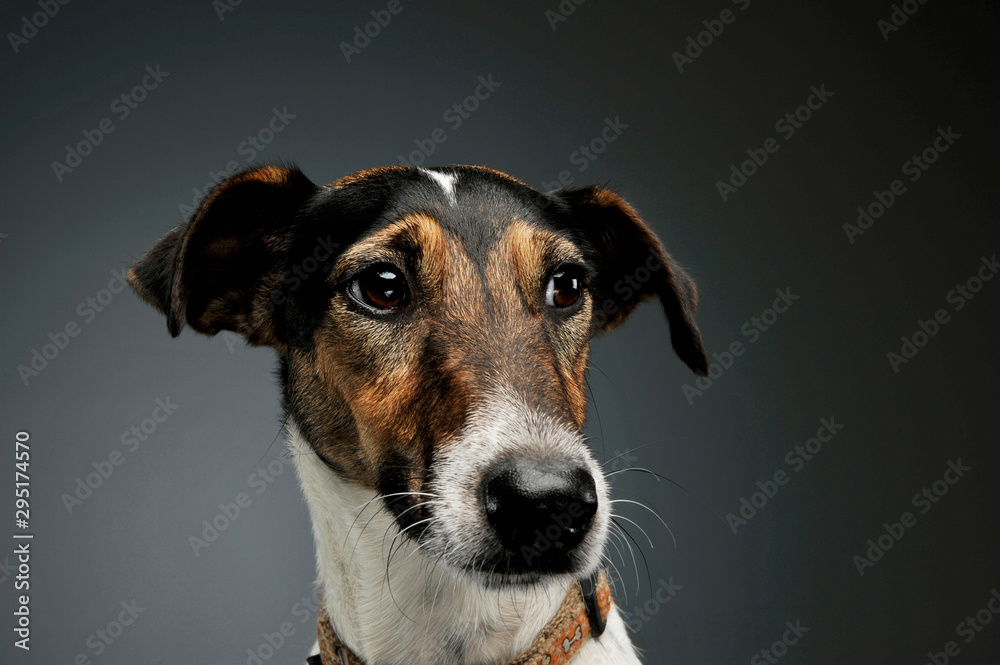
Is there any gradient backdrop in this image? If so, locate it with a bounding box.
[2,1,998,663]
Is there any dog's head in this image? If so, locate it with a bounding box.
[129,164,707,587]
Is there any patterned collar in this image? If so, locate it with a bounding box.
[308,570,612,665]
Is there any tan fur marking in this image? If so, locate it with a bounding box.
[329,213,447,293]
[238,165,289,185]
[499,220,584,313]
[331,165,410,188]
[480,221,592,428]
[291,213,595,487]
[299,213,460,487]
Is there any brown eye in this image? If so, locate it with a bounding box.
[545,266,584,309]
[349,264,410,311]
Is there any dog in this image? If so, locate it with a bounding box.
[127,164,708,665]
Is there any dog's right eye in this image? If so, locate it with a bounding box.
[348,264,410,311]
[545,265,585,311]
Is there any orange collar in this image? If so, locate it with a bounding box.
[312,571,612,665]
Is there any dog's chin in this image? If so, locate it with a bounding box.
[461,566,590,590]
[414,533,600,590]
[468,570,549,589]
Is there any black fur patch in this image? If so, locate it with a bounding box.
[128,163,708,549]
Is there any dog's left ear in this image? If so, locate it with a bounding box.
[553,186,709,376]
[127,165,318,345]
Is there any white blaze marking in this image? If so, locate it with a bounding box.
[422,168,458,207]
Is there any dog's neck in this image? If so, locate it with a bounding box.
[288,423,570,665]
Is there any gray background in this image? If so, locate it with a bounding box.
[2,1,998,663]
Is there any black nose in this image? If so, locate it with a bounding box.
[481,458,598,568]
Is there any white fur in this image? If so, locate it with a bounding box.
[290,386,641,664]
[422,168,459,207]
[423,384,610,583]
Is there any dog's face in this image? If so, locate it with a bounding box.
[129,165,707,587]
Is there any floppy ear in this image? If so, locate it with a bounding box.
[127,165,318,345]
[553,186,708,376]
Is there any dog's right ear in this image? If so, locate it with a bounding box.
[550,185,709,376]
[127,165,318,345]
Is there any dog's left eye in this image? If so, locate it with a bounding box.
[545,266,585,310]
[349,264,410,311]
